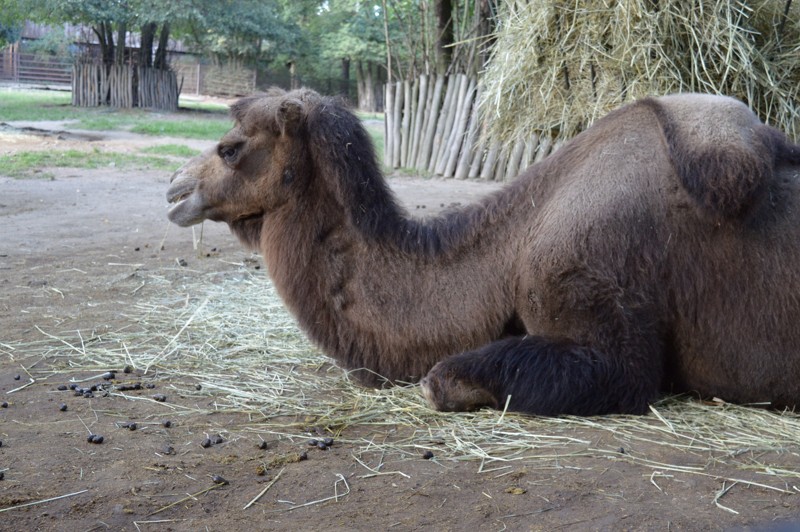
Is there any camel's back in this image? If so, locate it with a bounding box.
[516,93,800,406]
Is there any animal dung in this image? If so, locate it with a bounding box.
[13,374,20,380]
[200,438,212,448]
[87,434,104,444]
[59,403,68,412]
[152,393,167,402]
[162,419,172,428]
[101,371,115,381]
[116,382,142,391]
[307,437,334,450]
[57,384,68,391]
[145,383,156,389]
[160,444,175,455]
[1,402,8,408]
[258,441,268,450]
[422,450,434,460]
[211,474,229,485]
[120,421,137,431]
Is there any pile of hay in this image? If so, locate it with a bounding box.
[480,0,800,143]
[9,269,800,493]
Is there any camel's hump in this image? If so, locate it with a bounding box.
[642,93,779,220]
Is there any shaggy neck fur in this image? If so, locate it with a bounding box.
[249,96,524,386]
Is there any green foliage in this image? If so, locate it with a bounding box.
[314,0,385,63]
[0,0,26,46]
[185,0,301,67]
[25,30,76,58]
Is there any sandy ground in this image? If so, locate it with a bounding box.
[1,124,800,530]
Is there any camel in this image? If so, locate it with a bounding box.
[167,87,800,416]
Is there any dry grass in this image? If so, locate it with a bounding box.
[6,270,800,492]
[480,0,800,144]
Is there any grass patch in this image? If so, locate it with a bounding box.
[0,148,180,179]
[0,90,77,121]
[130,119,231,140]
[180,100,230,113]
[139,144,201,158]
[1,89,232,140]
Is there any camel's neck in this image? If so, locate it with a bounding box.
[259,179,524,386]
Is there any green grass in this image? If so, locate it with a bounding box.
[0,89,232,139]
[0,90,78,121]
[129,119,231,139]
[0,148,181,179]
[139,144,201,157]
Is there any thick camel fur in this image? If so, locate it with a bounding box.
[167,88,800,416]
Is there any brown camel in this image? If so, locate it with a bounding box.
[167,88,800,416]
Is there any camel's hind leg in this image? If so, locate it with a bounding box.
[420,335,661,416]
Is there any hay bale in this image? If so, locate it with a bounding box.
[480,0,800,144]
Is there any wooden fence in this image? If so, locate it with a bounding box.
[137,66,179,110]
[0,46,71,85]
[172,61,255,97]
[384,73,557,181]
[72,63,178,111]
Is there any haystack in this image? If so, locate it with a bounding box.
[480,0,800,143]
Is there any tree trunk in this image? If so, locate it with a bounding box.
[340,57,350,98]
[287,60,298,89]
[435,0,453,75]
[115,22,126,66]
[356,61,377,112]
[140,22,156,67]
[93,23,113,65]
[104,23,115,65]
[153,22,170,70]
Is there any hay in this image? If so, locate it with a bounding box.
[480,0,800,144]
[6,269,800,491]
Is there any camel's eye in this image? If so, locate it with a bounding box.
[218,143,241,165]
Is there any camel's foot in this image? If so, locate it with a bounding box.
[420,363,499,412]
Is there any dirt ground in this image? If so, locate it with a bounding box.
[1,123,800,531]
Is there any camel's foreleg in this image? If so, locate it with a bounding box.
[419,335,661,416]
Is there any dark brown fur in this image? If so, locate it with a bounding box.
[167,89,800,416]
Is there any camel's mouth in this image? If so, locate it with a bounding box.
[166,175,205,227]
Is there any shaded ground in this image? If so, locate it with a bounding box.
[1,125,800,530]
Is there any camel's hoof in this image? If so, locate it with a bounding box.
[420,368,498,412]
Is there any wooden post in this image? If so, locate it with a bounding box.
[416,75,445,170]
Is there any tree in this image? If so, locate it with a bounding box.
[0,0,25,48]
[9,0,183,108]
[183,0,300,69]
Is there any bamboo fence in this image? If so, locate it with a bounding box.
[71,63,178,111]
[384,73,556,182]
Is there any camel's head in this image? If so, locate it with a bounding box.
[166,88,321,243]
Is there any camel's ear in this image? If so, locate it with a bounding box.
[276,98,305,136]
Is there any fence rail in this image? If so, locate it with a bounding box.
[0,45,71,85]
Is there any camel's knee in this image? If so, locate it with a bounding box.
[420,363,499,412]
